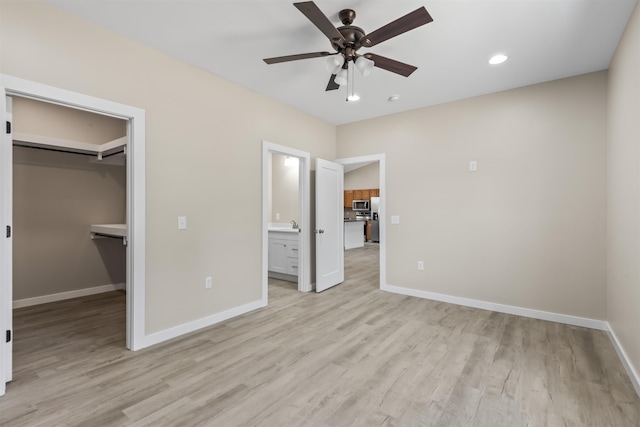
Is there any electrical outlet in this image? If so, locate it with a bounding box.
[418,261,424,271]
[276,213,280,220]
[205,276,212,289]
[391,215,400,224]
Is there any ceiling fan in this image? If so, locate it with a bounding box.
[263,1,433,96]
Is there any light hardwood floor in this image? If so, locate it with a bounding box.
[1,243,639,426]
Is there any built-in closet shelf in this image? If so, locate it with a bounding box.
[90,224,127,245]
[13,132,127,165]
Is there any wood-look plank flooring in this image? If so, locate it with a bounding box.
[1,243,639,426]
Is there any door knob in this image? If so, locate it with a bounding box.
[319,229,325,234]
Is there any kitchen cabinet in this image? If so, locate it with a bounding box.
[353,189,370,200]
[366,220,372,241]
[345,189,379,202]
[344,190,354,208]
[268,230,299,282]
[344,188,380,208]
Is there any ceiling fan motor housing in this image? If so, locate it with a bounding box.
[331,9,366,61]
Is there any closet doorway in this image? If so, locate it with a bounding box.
[12,97,128,311]
[1,76,146,395]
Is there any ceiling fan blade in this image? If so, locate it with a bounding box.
[360,7,433,48]
[264,51,333,64]
[326,74,339,91]
[294,1,345,46]
[364,53,417,77]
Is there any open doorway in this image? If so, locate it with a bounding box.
[12,97,128,313]
[261,141,311,302]
[336,154,386,291]
[1,76,147,395]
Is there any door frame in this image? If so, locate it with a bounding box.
[261,141,312,300]
[336,153,386,290]
[0,75,146,359]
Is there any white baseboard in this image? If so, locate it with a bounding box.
[140,299,266,349]
[13,283,125,308]
[382,284,608,330]
[606,324,640,397]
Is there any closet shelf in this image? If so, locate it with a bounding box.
[90,224,127,245]
[13,132,126,164]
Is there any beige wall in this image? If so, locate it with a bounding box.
[337,71,607,320]
[13,147,126,300]
[344,163,379,190]
[270,153,299,224]
[607,3,640,384]
[13,97,127,145]
[1,0,335,333]
[12,98,127,300]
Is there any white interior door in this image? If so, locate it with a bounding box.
[1,94,13,396]
[315,158,344,292]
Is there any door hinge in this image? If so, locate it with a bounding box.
[6,330,10,343]
[6,225,10,238]
[5,121,10,134]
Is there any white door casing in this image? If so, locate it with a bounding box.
[261,141,312,298]
[336,154,386,290]
[315,158,344,292]
[0,74,146,364]
[0,94,13,396]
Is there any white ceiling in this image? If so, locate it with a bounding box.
[43,0,637,125]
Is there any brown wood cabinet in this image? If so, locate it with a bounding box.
[344,190,354,208]
[344,188,380,208]
[353,189,370,200]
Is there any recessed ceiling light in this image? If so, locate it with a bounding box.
[388,95,400,102]
[347,94,360,102]
[489,54,508,65]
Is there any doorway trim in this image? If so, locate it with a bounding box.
[336,153,386,289]
[0,74,146,352]
[261,141,311,299]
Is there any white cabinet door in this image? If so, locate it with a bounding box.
[268,239,288,274]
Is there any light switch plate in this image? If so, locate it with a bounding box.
[469,160,478,172]
[178,216,187,230]
[391,215,400,224]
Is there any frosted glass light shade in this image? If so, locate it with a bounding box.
[355,56,374,76]
[325,55,345,72]
[334,68,348,86]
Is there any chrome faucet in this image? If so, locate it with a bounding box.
[291,220,298,229]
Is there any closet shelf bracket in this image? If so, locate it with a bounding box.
[90,224,128,246]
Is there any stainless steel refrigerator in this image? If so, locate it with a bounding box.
[371,197,380,242]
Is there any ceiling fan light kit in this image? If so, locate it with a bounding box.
[263,1,433,102]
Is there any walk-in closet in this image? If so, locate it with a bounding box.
[11,97,127,338]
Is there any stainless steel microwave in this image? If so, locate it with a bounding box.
[352,200,370,211]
